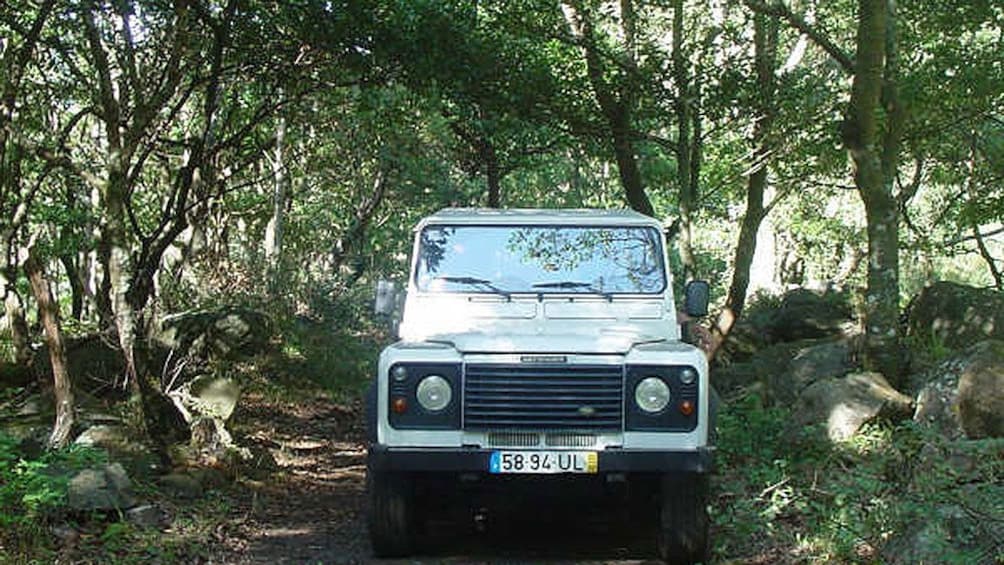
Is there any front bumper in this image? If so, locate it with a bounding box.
[367,444,714,473]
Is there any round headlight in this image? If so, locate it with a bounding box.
[391,365,408,381]
[679,368,697,385]
[635,377,670,413]
[416,375,452,412]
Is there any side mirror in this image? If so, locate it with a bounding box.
[374,280,399,316]
[683,280,710,318]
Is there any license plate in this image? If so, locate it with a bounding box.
[489,451,598,474]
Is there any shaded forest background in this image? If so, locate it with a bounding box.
[0,0,1002,563]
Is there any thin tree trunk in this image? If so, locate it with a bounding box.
[331,170,388,276]
[25,246,74,449]
[610,113,652,216]
[972,227,1002,290]
[265,112,287,295]
[2,277,32,366]
[481,136,502,208]
[965,134,1003,289]
[94,240,115,331]
[562,1,654,217]
[673,0,697,278]
[59,254,85,321]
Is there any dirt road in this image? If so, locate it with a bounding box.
[218,393,665,564]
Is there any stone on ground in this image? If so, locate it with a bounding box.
[68,463,137,511]
[793,371,913,442]
[907,282,1004,350]
[913,340,1004,439]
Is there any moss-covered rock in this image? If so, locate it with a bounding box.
[908,282,1004,350]
[772,288,854,341]
[913,340,1004,440]
[67,463,137,511]
[153,307,272,362]
[957,340,1004,439]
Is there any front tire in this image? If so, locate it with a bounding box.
[367,470,416,557]
[657,473,710,564]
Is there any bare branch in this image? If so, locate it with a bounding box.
[744,0,854,73]
[972,224,1003,290]
[939,227,1003,247]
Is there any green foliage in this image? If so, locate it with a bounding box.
[268,284,384,401]
[714,394,1004,562]
[0,432,105,553]
[903,327,954,370]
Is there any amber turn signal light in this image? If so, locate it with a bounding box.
[679,400,694,416]
[392,397,408,414]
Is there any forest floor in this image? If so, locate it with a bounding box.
[209,390,372,563]
[26,363,999,564]
[195,385,781,565]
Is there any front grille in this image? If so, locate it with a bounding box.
[545,432,598,448]
[464,364,624,430]
[487,431,540,447]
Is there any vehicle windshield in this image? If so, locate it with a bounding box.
[415,224,666,295]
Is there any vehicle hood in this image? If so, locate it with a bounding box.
[418,330,665,354]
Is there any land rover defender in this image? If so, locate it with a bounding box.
[366,208,713,563]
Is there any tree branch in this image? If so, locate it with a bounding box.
[943,226,1004,247]
[744,0,854,73]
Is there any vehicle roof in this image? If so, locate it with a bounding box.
[415,208,662,230]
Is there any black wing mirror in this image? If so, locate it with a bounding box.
[683,280,710,318]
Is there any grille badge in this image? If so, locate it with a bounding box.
[578,406,596,417]
[520,355,567,364]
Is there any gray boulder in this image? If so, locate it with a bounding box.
[125,504,168,528]
[714,336,857,404]
[793,371,913,442]
[74,424,135,451]
[913,340,1004,439]
[168,376,240,424]
[158,472,204,499]
[73,424,164,477]
[770,288,854,343]
[68,463,136,511]
[154,307,271,362]
[958,341,1004,439]
[908,282,1004,350]
[756,337,857,405]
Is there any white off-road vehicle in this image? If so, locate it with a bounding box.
[367,208,713,564]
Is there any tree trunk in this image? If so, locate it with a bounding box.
[331,170,388,277]
[481,136,502,208]
[673,0,697,278]
[610,112,653,216]
[562,1,654,217]
[59,254,85,321]
[2,277,32,366]
[965,135,1002,289]
[24,246,74,449]
[265,112,288,295]
[94,239,115,331]
[711,11,778,357]
[845,0,902,382]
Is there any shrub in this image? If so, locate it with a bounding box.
[0,432,105,555]
[713,393,1004,563]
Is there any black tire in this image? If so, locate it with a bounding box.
[367,470,416,557]
[657,473,710,565]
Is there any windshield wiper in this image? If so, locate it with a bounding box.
[532,281,594,289]
[434,276,511,298]
[531,281,613,301]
